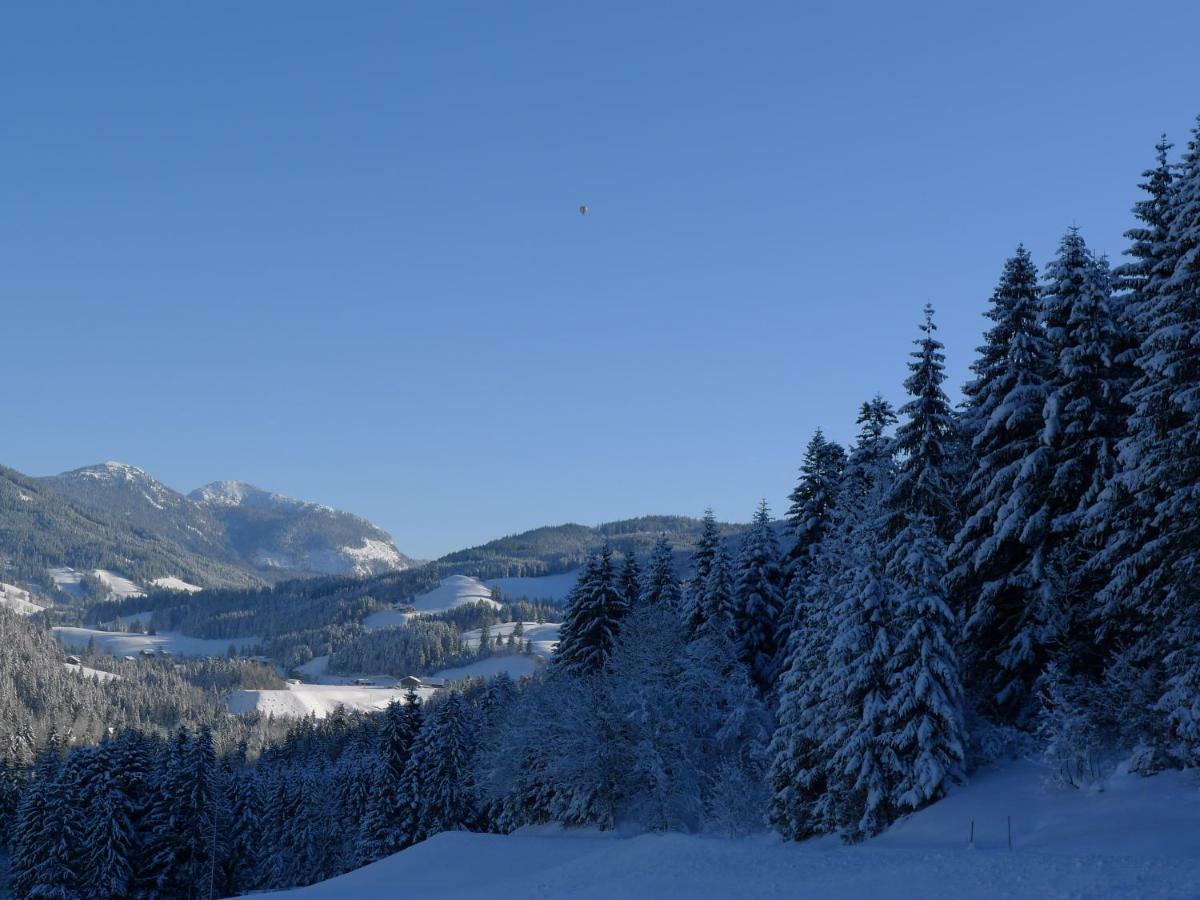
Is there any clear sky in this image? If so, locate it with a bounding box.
[3,1,1198,559]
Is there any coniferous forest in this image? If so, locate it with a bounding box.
[5,118,1200,897]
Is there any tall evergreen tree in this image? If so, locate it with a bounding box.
[699,543,736,642]
[359,691,423,863]
[731,501,786,692]
[783,429,847,573]
[619,552,642,610]
[554,545,630,675]
[642,536,682,610]
[405,692,478,842]
[1037,229,1129,672]
[883,307,964,813]
[950,247,1054,723]
[1102,117,1200,763]
[681,509,721,633]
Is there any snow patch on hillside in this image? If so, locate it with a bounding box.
[64,662,120,682]
[228,683,436,719]
[151,576,202,593]
[485,570,579,602]
[53,627,258,658]
[340,538,410,574]
[461,622,560,660]
[430,654,541,682]
[256,761,1200,899]
[0,582,45,615]
[364,576,500,630]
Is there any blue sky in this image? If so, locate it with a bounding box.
[3,1,1198,559]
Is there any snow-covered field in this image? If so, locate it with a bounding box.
[228,682,436,718]
[363,575,501,630]
[255,761,1200,899]
[48,566,147,601]
[484,570,579,602]
[150,576,201,593]
[53,626,259,658]
[0,582,45,615]
[64,661,120,682]
[461,622,560,660]
[429,653,541,682]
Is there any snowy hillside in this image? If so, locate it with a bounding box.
[256,761,1200,899]
[227,682,436,718]
[53,626,259,658]
[191,479,414,577]
[363,575,500,629]
[485,569,579,602]
[461,622,560,660]
[0,582,45,615]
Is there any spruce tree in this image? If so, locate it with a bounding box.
[1037,229,1129,673]
[619,552,642,610]
[1103,117,1200,762]
[884,307,964,812]
[405,692,478,842]
[812,396,899,840]
[553,545,629,675]
[681,509,720,633]
[642,536,682,610]
[359,692,423,863]
[951,247,1054,723]
[731,501,786,692]
[699,543,736,641]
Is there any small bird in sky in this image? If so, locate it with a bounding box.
[579,204,588,216]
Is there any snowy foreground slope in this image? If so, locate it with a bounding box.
[254,762,1200,899]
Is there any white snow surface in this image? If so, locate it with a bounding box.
[461,622,560,660]
[49,567,146,601]
[64,662,120,682]
[363,575,501,630]
[484,569,579,602]
[429,653,541,682]
[228,683,436,718]
[150,576,202,593]
[53,627,258,658]
[0,582,45,615]
[254,761,1200,899]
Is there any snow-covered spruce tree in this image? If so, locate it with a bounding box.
[681,509,721,633]
[950,247,1054,725]
[812,396,900,840]
[1100,118,1200,764]
[85,770,136,899]
[404,691,479,843]
[883,306,965,813]
[619,551,642,610]
[642,535,682,609]
[783,429,848,577]
[1112,135,1176,334]
[358,691,423,863]
[777,430,846,659]
[699,542,736,642]
[225,769,263,894]
[553,544,630,675]
[732,501,786,692]
[9,746,63,900]
[1036,229,1129,675]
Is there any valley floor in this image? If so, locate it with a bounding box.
[252,761,1200,899]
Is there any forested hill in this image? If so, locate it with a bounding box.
[437,514,754,579]
[0,465,260,590]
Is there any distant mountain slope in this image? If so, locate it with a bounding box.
[437,514,754,579]
[191,480,415,577]
[34,463,414,582]
[43,462,232,561]
[0,464,260,590]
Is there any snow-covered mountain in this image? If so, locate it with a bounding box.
[37,462,413,582]
[189,479,414,577]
